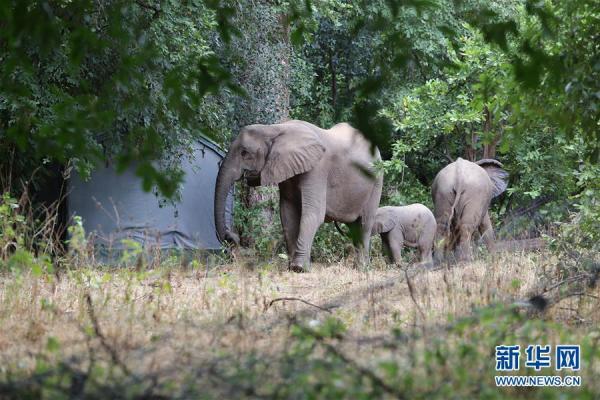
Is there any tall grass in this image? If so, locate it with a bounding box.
[0,188,598,398]
[0,251,598,398]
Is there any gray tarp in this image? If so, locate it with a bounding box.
[68,138,233,258]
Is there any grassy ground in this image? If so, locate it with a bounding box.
[0,249,599,399]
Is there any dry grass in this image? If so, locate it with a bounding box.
[0,249,599,397]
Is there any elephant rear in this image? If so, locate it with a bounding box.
[406,204,436,248]
[432,157,508,261]
[432,159,492,231]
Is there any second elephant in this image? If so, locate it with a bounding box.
[432,157,508,262]
[371,204,436,267]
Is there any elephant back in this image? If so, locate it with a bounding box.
[327,123,381,161]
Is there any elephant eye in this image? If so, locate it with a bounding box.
[241,149,249,158]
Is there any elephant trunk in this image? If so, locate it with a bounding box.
[214,155,242,245]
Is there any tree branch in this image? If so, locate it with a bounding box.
[267,297,334,313]
[135,0,161,19]
[85,293,132,376]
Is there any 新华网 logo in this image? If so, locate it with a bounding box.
[494,344,581,387]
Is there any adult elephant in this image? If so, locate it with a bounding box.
[432,158,508,262]
[214,120,383,272]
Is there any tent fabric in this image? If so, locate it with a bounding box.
[68,138,233,256]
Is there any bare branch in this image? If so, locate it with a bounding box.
[85,292,132,376]
[267,297,334,313]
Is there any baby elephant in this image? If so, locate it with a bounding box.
[371,204,436,267]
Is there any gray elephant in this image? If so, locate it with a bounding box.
[371,204,436,267]
[431,157,508,262]
[214,120,383,272]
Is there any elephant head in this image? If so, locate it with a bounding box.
[475,159,509,197]
[214,122,326,245]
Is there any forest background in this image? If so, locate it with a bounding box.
[2,0,597,260]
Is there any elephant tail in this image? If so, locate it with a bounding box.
[448,189,461,230]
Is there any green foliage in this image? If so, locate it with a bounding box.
[226,0,600,259]
[219,1,292,129]
[312,222,353,263]
[66,215,88,265]
[549,163,600,254]
[1,4,598,397]
[232,185,351,262]
[0,192,24,256]
[5,248,53,276]
[119,238,144,266]
[377,3,595,239]
[508,0,599,161]
[0,0,236,197]
[232,186,282,258]
[0,191,56,274]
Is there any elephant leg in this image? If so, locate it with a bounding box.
[386,228,404,265]
[456,223,475,262]
[434,222,448,264]
[418,220,436,268]
[359,216,375,267]
[478,212,495,253]
[380,233,394,264]
[290,212,323,272]
[417,242,433,268]
[432,189,452,264]
[290,185,326,272]
[280,196,300,259]
[346,216,374,268]
[355,177,382,267]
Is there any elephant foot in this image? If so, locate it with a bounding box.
[289,254,311,273]
[224,230,240,246]
[415,261,434,269]
[289,263,310,273]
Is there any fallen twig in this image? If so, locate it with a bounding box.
[267,297,334,313]
[542,274,590,293]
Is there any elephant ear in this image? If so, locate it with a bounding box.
[372,219,395,235]
[261,124,326,185]
[372,208,396,234]
[476,159,509,198]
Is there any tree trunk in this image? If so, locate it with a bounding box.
[329,48,337,112]
[482,106,501,159]
[275,12,291,122]
[464,129,478,161]
[465,106,502,161]
[228,2,292,246]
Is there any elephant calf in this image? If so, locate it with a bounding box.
[371,204,436,267]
